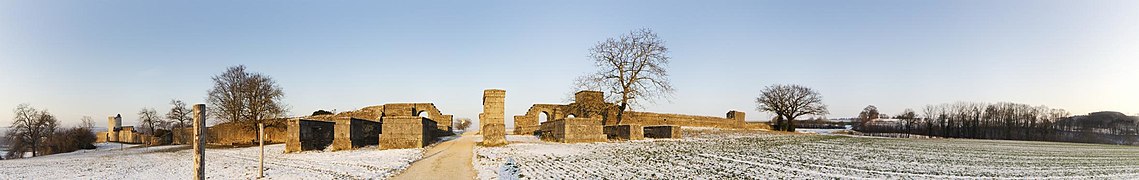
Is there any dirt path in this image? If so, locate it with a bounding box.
[391,131,478,180]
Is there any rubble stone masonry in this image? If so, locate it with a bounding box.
[480,89,507,146]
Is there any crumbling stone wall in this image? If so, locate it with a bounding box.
[604,124,644,140]
[286,102,456,152]
[743,122,772,130]
[514,91,618,135]
[331,117,382,151]
[480,89,507,146]
[380,103,453,132]
[206,119,288,145]
[516,91,754,135]
[643,125,682,139]
[512,104,564,135]
[379,116,438,149]
[96,132,108,142]
[310,103,454,133]
[286,119,335,153]
[622,111,746,129]
[539,117,606,143]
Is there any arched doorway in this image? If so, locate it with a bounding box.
[539,111,551,123]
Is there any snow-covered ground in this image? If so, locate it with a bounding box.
[795,128,847,134]
[475,129,1139,179]
[0,142,422,179]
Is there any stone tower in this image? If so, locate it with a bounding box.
[480,89,507,146]
[107,114,122,142]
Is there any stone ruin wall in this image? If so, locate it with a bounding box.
[286,119,334,153]
[204,119,289,146]
[307,103,453,132]
[332,117,382,151]
[603,124,644,140]
[378,116,438,149]
[285,103,454,152]
[514,91,755,136]
[512,104,564,135]
[538,117,606,143]
[643,125,682,138]
[622,110,747,129]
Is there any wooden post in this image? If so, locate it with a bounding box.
[192,104,206,180]
[259,123,265,178]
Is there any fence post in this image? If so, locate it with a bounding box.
[192,104,206,180]
[259,123,265,178]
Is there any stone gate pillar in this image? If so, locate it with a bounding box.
[480,89,507,146]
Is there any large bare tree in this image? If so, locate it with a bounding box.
[755,84,828,131]
[207,65,287,132]
[166,99,192,144]
[79,116,96,130]
[6,104,59,157]
[573,28,675,125]
[857,105,880,129]
[165,100,191,128]
[137,108,162,136]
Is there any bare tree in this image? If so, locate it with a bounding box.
[137,108,162,136]
[166,99,192,144]
[755,84,828,131]
[166,100,191,128]
[896,108,917,131]
[857,105,880,129]
[453,118,472,131]
[572,28,675,125]
[6,104,59,158]
[79,116,96,130]
[207,65,288,132]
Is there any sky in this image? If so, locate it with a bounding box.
[1,0,1137,128]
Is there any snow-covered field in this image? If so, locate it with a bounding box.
[0,142,422,179]
[795,128,847,135]
[476,129,1139,179]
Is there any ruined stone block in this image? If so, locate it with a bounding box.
[331,117,382,151]
[643,125,682,139]
[380,116,437,149]
[480,89,507,146]
[285,119,334,153]
[513,115,539,135]
[604,124,644,140]
[539,118,606,143]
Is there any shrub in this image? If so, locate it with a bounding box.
[43,127,97,155]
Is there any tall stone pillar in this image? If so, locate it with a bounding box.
[192,104,206,180]
[480,89,507,146]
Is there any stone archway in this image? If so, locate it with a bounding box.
[513,104,562,135]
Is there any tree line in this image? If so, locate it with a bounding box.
[858,102,1139,145]
[3,65,290,159]
[3,104,96,159]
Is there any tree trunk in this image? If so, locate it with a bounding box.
[615,103,627,125]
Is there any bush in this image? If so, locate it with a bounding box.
[43,127,97,155]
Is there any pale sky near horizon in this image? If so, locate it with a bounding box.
[1,1,1137,128]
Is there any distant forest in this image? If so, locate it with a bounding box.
[854,102,1139,145]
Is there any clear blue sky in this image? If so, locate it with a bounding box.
[1,0,1137,128]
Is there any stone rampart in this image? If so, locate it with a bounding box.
[286,119,335,153]
[539,117,606,143]
[643,125,682,139]
[331,117,382,151]
[379,116,437,149]
[603,124,644,140]
[624,111,745,129]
